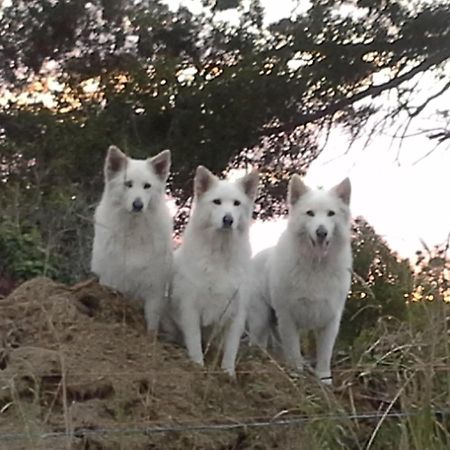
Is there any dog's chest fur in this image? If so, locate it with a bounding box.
[175,233,250,327]
[271,236,352,330]
[92,203,172,298]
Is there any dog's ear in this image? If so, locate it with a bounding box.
[105,145,127,180]
[148,149,171,182]
[332,177,351,205]
[238,170,259,201]
[288,175,308,205]
[194,165,217,197]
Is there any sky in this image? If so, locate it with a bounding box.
[250,129,450,257]
[168,0,308,24]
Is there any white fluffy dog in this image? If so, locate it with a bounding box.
[248,175,352,384]
[91,145,173,331]
[168,166,259,376]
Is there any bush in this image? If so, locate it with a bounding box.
[339,218,414,346]
[0,219,59,281]
[0,182,93,285]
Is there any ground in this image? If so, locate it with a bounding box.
[0,278,342,450]
[1,278,449,449]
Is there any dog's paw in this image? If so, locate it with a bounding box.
[190,356,205,367]
[316,371,333,386]
[222,366,236,378]
[320,376,333,386]
[146,328,159,342]
[145,317,160,334]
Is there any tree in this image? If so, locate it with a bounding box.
[0,0,448,278]
[1,1,449,206]
[412,236,450,303]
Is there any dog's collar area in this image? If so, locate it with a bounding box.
[320,376,332,380]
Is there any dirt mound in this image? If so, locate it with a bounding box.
[0,278,340,450]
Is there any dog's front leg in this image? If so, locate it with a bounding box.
[315,315,340,385]
[144,291,163,332]
[180,306,204,367]
[277,311,304,371]
[221,309,246,377]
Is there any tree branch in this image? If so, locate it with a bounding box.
[409,79,450,119]
[261,50,450,137]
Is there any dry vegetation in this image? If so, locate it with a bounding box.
[1,276,450,449]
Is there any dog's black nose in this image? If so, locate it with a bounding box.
[222,214,234,228]
[132,198,144,212]
[316,225,328,242]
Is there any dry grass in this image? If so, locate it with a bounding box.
[1,278,450,449]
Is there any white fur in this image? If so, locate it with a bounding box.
[248,176,352,384]
[168,166,259,376]
[91,146,173,331]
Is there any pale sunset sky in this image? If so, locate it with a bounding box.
[249,131,450,258]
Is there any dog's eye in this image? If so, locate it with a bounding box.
[327,210,335,217]
[124,180,133,188]
[306,210,315,217]
[213,199,222,205]
[233,200,241,206]
[143,182,151,189]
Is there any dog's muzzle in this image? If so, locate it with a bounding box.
[310,225,330,258]
[222,214,234,229]
[132,198,144,212]
[315,225,328,245]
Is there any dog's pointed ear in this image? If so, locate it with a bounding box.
[238,170,259,201]
[194,165,217,197]
[105,145,127,180]
[148,149,171,182]
[288,175,308,206]
[332,177,351,205]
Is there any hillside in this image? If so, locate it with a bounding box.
[1,277,449,449]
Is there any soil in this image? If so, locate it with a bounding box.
[0,277,350,450]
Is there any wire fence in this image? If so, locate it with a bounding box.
[2,408,450,442]
[2,363,450,443]
[4,363,450,379]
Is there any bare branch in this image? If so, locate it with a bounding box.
[261,50,450,137]
[408,79,450,119]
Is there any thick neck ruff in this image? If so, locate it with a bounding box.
[182,223,250,267]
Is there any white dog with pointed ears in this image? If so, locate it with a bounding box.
[248,176,352,384]
[91,145,173,331]
[168,166,259,376]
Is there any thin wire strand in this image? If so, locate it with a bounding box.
[2,409,449,442]
[14,363,450,379]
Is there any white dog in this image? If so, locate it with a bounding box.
[248,175,352,384]
[91,145,173,331]
[168,166,259,376]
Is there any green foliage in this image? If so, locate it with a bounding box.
[0,181,93,284]
[412,238,450,303]
[339,217,414,345]
[0,219,59,281]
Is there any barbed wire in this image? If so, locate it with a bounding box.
[2,409,449,442]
